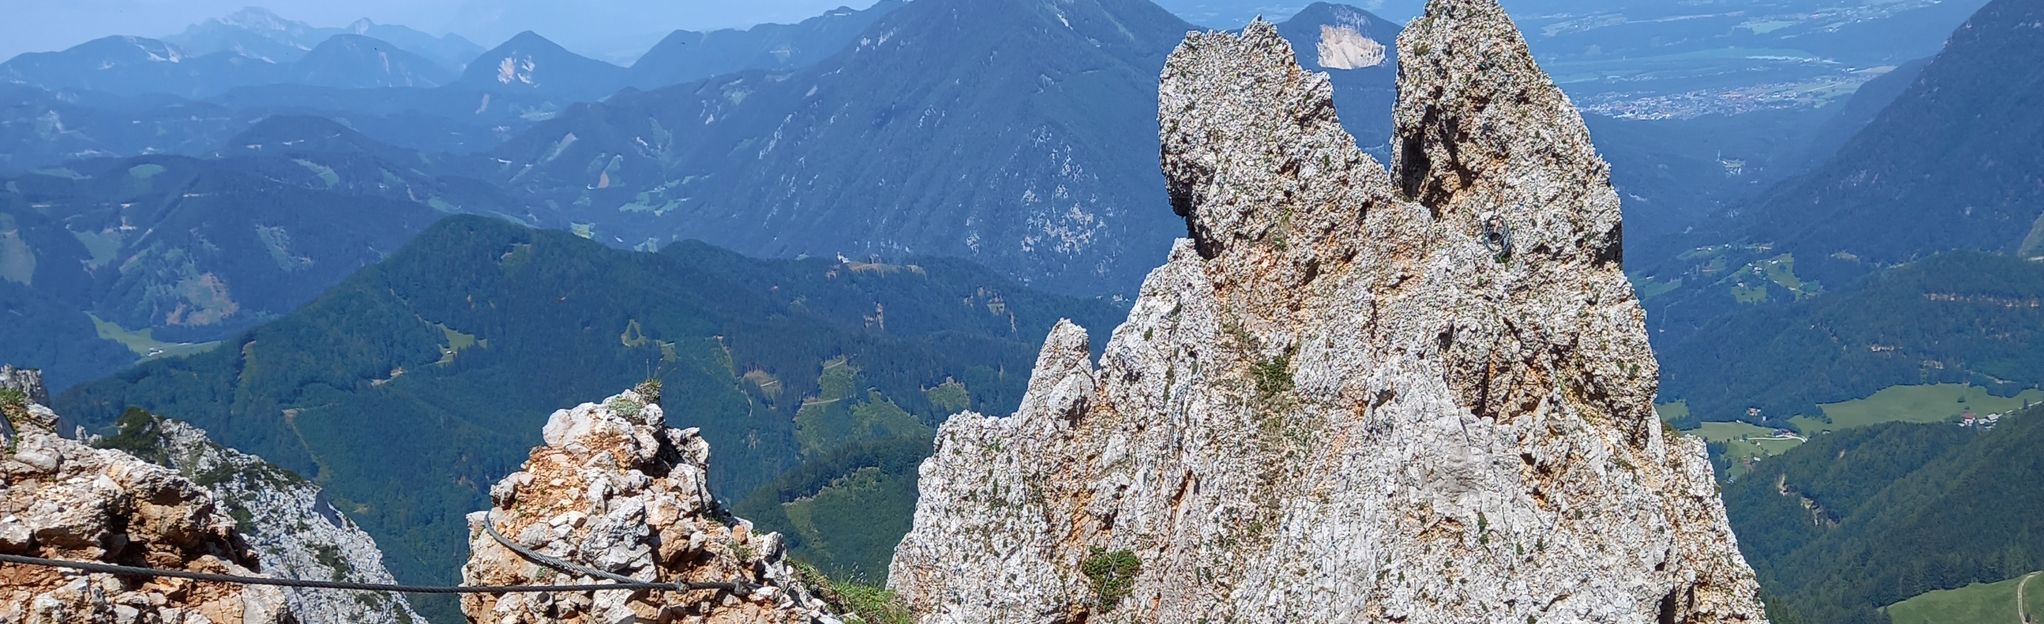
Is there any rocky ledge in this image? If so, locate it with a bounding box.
[0,369,293,624]
[461,385,838,623]
[99,411,421,624]
[886,0,1768,622]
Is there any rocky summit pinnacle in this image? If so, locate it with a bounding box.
[460,387,838,623]
[886,0,1768,622]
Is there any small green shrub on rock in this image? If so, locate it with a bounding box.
[1082,547,1142,613]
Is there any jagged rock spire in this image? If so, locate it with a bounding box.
[460,388,839,623]
[1392,0,1621,262]
[887,0,1767,621]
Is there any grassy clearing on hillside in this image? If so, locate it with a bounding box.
[292,159,341,188]
[1693,420,1773,442]
[1687,419,1805,477]
[794,358,932,457]
[127,164,165,180]
[0,228,34,286]
[1657,401,1691,425]
[1887,571,2039,624]
[434,324,483,365]
[1722,254,1822,305]
[1631,275,1684,302]
[1790,384,2044,434]
[88,313,218,361]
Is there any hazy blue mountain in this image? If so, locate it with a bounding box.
[1631,0,2044,340]
[455,31,629,100]
[0,120,548,389]
[165,7,481,72]
[0,85,257,173]
[1158,0,1330,26]
[212,84,570,154]
[341,18,485,72]
[628,0,906,89]
[3,32,456,98]
[165,7,328,63]
[1795,58,1930,168]
[55,215,1124,618]
[0,36,284,99]
[0,81,554,173]
[487,0,1197,293]
[290,35,454,89]
[1272,3,1400,159]
[1738,0,2044,270]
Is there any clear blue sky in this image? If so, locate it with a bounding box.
[0,0,887,61]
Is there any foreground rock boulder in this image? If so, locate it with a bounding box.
[99,411,421,624]
[886,1,1769,622]
[461,386,837,623]
[0,369,293,624]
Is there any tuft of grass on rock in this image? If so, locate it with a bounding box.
[791,561,913,624]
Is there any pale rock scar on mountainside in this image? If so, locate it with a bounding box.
[1318,24,1387,69]
[886,0,1768,622]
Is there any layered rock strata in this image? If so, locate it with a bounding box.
[887,1,1769,622]
[460,387,838,623]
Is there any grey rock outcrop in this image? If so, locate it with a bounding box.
[886,1,1768,622]
[0,366,48,407]
[104,412,422,624]
[460,388,839,624]
[0,369,294,624]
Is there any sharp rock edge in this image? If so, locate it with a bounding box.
[143,417,423,624]
[461,388,843,623]
[885,1,1768,622]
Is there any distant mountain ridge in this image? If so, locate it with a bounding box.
[454,31,628,99]
[292,35,454,89]
[0,120,544,389]
[166,6,483,71]
[0,32,459,98]
[486,0,1404,294]
[628,0,906,89]
[1738,0,2044,269]
[1635,0,2044,429]
[488,0,1198,292]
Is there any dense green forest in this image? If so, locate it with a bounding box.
[1723,405,2044,623]
[1657,252,2044,429]
[56,215,1122,621]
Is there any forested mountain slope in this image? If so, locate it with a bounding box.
[1725,406,2044,623]
[0,117,542,389]
[55,216,1123,617]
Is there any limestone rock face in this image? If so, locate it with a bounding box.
[460,388,838,624]
[0,370,293,624]
[886,2,1769,623]
[132,417,421,624]
[0,366,47,407]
